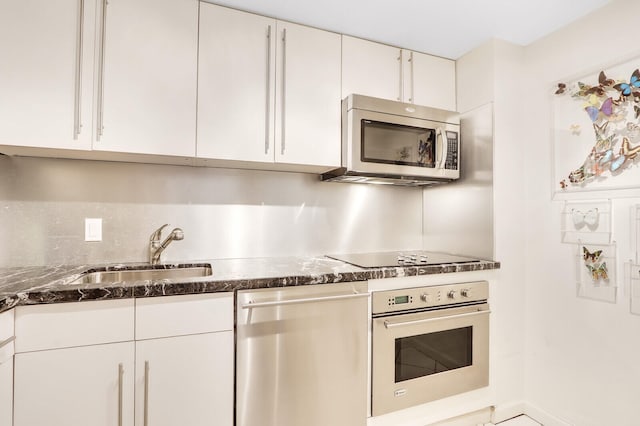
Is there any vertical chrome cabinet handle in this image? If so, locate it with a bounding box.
[118,363,124,426]
[397,49,403,101]
[409,51,414,103]
[73,0,85,140]
[144,361,150,426]
[96,0,108,141]
[280,27,286,155]
[265,25,272,155]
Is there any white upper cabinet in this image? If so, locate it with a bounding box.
[197,4,341,169]
[0,0,96,150]
[94,0,198,156]
[197,5,276,162]
[342,35,456,111]
[274,21,341,167]
[404,50,456,111]
[341,35,402,102]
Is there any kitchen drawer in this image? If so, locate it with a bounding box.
[15,299,134,353]
[0,309,14,342]
[135,293,233,340]
[0,309,15,363]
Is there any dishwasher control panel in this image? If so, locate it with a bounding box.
[371,281,488,315]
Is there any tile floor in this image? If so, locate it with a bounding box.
[489,415,542,426]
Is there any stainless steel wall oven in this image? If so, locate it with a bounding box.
[371,281,490,416]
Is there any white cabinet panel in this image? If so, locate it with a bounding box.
[135,293,233,340]
[341,35,401,101]
[14,342,135,426]
[96,0,198,156]
[15,299,134,352]
[406,51,456,111]
[197,4,341,169]
[197,5,276,162]
[135,332,233,426]
[274,21,341,167]
[342,36,456,110]
[0,358,13,426]
[0,0,96,150]
[0,309,13,426]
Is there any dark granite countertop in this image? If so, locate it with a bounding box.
[0,255,500,314]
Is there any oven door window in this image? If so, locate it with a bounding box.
[361,120,436,168]
[395,326,473,383]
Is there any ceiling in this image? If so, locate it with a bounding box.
[205,0,612,59]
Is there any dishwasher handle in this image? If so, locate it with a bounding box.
[241,291,369,309]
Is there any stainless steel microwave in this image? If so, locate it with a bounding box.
[321,94,460,186]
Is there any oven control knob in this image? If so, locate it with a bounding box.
[447,290,457,299]
[420,293,430,302]
[461,289,470,298]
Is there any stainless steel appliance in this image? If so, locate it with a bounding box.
[371,281,489,416]
[321,94,461,186]
[326,250,480,268]
[236,281,369,426]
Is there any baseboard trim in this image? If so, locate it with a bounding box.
[492,401,572,426]
[522,402,572,426]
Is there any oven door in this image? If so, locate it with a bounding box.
[371,303,489,416]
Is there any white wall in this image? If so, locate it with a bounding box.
[0,156,423,267]
[523,0,640,424]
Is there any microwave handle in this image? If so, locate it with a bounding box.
[436,128,448,169]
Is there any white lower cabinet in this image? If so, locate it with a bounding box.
[12,294,234,426]
[0,358,13,426]
[135,332,234,426]
[0,308,14,426]
[14,342,136,426]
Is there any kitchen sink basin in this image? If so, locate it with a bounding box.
[70,264,213,284]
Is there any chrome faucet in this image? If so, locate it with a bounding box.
[149,224,184,265]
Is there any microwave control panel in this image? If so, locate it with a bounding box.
[444,131,459,170]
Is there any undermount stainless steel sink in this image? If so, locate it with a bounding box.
[70,264,213,284]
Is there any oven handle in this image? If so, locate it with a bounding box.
[242,292,369,309]
[383,309,490,329]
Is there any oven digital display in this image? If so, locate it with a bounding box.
[394,295,409,304]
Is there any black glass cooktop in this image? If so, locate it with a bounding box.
[326,250,480,268]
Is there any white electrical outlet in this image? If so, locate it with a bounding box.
[85,218,102,242]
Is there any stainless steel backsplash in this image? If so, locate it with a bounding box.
[0,156,423,267]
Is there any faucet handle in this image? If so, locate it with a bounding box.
[150,224,169,242]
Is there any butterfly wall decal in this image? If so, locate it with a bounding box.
[614,69,640,97]
[582,246,602,262]
[559,66,640,189]
[585,97,613,122]
[574,210,599,229]
[586,262,609,281]
[621,136,640,160]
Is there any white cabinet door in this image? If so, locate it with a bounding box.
[0,358,12,426]
[95,0,198,156]
[14,342,135,426]
[135,332,234,426]
[341,35,401,101]
[0,309,14,426]
[197,4,276,162]
[0,0,96,150]
[342,36,456,110]
[274,21,341,167]
[405,51,456,111]
[198,5,340,169]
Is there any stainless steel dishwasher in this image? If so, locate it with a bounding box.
[236,281,369,426]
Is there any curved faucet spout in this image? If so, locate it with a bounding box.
[149,225,184,265]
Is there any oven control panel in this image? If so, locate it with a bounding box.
[371,281,488,315]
